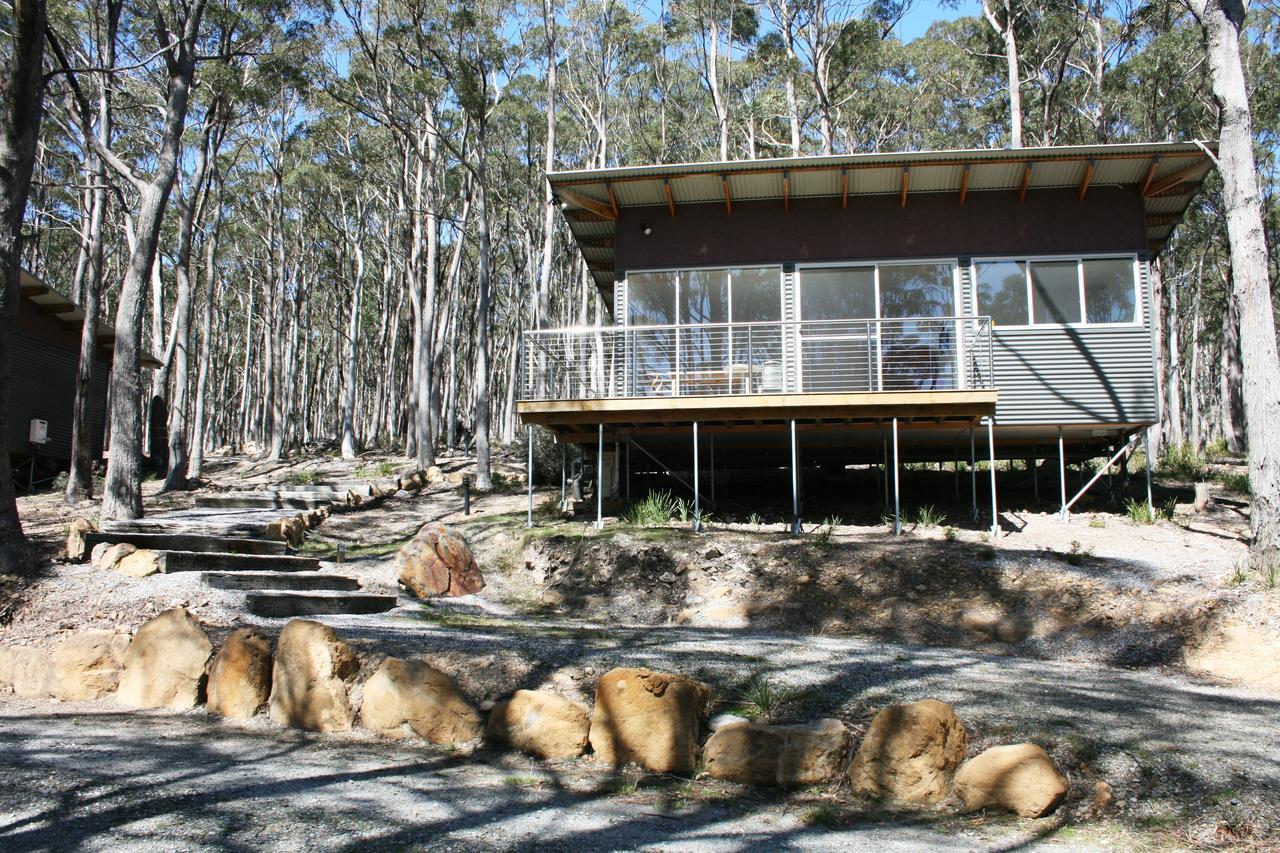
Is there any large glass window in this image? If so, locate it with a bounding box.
[976,260,1029,326]
[1083,258,1137,323]
[627,272,676,396]
[977,256,1138,326]
[800,267,875,325]
[1030,261,1083,324]
[680,268,728,325]
[627,271,677,326]
[879,263,955,318]
[730,267,782,322]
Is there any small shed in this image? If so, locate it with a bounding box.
[11,270,160,477]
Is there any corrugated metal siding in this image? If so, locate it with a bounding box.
[992,325,1157,425]
[10,331,107,461]
[782,266,798,392]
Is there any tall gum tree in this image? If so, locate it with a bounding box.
[1187,0,1280,568]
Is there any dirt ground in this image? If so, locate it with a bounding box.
[2,449,1279,849]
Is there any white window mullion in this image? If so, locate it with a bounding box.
[1077,258,1087,325]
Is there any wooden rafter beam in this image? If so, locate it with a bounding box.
[782,171,790,212]
[900,167,909,207]
[1017,161,1033,204]
[721,174,732,215]
[663,178,676,217]
[605,182,619,218]
[1144,159,1212,197]
[556,187,616,220]
[959,163,971,204]
[1139,156,1161,196]
[36,303,73,316]
[1077,159,1095,201]
[19,284,44,297]
[841,168,849,208]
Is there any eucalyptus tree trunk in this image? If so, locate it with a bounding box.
[537,0,557,329]
[1191,0,1280,569]
[1221,268,1246,452]
[101,1,207,521]
[0,0,47,554]
[340,193,366,461]
[189,230,217,479]
[412,103,440,469]
[982,0,1023,148]
[1165,261,1184,449]
[473,153,493,489]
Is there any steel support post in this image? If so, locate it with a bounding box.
[987,417,999,540]
[596,424,604,530]
[1143,427,1154,514]
[1058,426,1068,521]
[692,422,701,532]
[526,425,534,528]
[892,417,901,536]
[790,419,800,534]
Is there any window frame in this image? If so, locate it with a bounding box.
[795,257,962,323]
[622,264,784,328]
[971,252,1143,329]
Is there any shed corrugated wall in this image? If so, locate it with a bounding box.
[10,331,109,461]
[988,259,1157,426]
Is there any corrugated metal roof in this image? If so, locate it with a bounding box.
[549,141,1217,291]
[19,270,162,368]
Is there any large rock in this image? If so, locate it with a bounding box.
[116,549,162,578]
[848,699,969,804]
[207,629,273,718]
[954,743,1069,818]
[487,689,591,759]
[0,645,53,698]
[52,631,130,700]
[66,518,96,561]
[116,609,213,710]
[269,619,358,732]
[360,657,482,743]
[704,718,851,787]
[396,524,485,598]
[92,542,136,571]
[588,667,709,774]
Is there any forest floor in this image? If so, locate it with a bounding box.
[2,448,1279,850]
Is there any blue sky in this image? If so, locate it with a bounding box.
[892,1,981,42]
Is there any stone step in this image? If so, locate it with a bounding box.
[245,591,398,618]
[102,519,270,538]
[202,571,360,592]
[157,550,322,574]
[84,531,287,556]
[195,493,329,511]
[271,483,375,497]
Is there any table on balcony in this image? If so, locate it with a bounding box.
[645,363,757,396]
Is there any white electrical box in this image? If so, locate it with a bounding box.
[28,419,48,445]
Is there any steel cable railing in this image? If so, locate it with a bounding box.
[521,316,993,402]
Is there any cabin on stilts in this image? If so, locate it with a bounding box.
[517,142,1215,534]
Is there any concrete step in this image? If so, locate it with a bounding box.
[84,531,287,556]
[195,493,328,511]
[202,571,360,592]
[245,591,398,617]
[157,550,322,573]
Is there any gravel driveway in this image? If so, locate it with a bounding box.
[2,618,1278,852]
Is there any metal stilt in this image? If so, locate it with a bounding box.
[882,428,889,508]
[1032,444,1038,502]
[892,417,901,536]
[1143,427,1154,514]
[987,417,999,539]
[560,443,566,510]
[692,421,701,532]
[526,425,534,528]
[708,432,715,506]
[596,423,604,530]
[790,419,800,534]
[1058,426,1067,521]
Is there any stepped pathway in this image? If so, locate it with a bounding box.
[99,484,397,618]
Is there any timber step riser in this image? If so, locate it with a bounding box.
[202,571,361,592]
[246,591,398,618]
[84,532,287,556]
[195,495,328,511]
[158,550,322,574]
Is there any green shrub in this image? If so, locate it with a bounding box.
[913,504,946,528]
[1126,498,1154,524]
[1217,471,1250,495]
[817,514,842,544]
[730,675,795,723]
[623,491,679,526]
[285,469,319,486]
[1160,443,1206,480]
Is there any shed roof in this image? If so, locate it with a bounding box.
[547,141,1216,291]
[20,270,162,369]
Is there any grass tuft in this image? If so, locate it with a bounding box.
[913,504,946,528]
[623,491,679,526]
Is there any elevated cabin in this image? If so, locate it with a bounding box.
[10,270,160,489]
[518,142,1214,530]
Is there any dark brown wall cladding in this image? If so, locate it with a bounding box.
[614,185,1147,270]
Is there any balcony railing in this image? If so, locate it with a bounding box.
[520,316,994,402]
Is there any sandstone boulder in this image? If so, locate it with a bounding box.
[265,517,305,547]
[704,718,851,787]
[588,667,709,774]
[116,549,162,578]
[269,619,358,732]
[92,542,136,571]
[396,524,485,598]
[116,608,213,710]
[207,629,273,718]
[848,698,968,804]
[52,631,130,700]
[0,645,53,698]
[954,743,1068,818]
[425,466,446,485]
[66,518,97,561]
[487,689,591,759]
[360,657,482,743]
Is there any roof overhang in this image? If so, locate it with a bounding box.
[548,141,1217,293]
[20,270,163,369]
